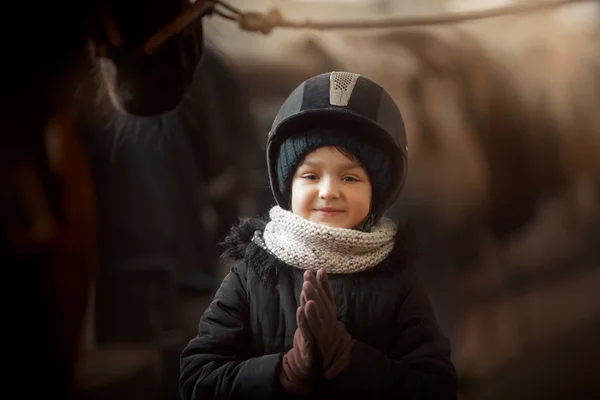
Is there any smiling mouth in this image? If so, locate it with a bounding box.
[315,208,344,215]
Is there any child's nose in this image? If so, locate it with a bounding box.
[318,178,340,200]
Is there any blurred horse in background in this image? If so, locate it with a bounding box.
[74,0,265,398]
[2,0,265,398]
[384,28,600,393]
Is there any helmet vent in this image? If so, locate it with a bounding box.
[329,71,360,106]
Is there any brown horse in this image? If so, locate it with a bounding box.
[78,1,274,399]
[72,1,268,399]
[383,26,600,395]
[1,0,243,398]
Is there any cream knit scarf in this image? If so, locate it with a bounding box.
[252,206,397,274]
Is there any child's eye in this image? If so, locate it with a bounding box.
[343,176,360,182]
[302,174,319,180]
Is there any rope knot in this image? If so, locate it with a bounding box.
[238,8,284,35]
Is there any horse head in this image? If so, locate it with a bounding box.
[89,0,206,116]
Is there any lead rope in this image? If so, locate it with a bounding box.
[143,0,590,54]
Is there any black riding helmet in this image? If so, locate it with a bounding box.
[266,71,408,229]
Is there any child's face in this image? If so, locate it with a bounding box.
[290,146,372,229]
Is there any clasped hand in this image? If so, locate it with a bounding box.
[280,268,355,393]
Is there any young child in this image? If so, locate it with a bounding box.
[180,71,457,398]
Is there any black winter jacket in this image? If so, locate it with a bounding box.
[180,217,458,399]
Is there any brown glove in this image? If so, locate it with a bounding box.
[279,305,316,394]
[303,269,356,380]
